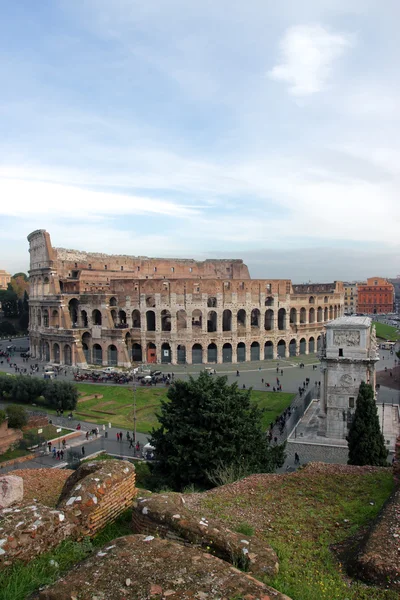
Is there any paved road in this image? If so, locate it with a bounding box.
[1,336,399,402]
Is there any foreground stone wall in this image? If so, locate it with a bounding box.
[351,487,400,592]
[57,460,136,538]
[132,491,279,580]
[35,534,291,600]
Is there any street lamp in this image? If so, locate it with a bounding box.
[133,383,137,445]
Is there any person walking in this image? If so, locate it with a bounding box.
[81,446,85,457]
[294,452,300,465]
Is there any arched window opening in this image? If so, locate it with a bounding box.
[237,309,246,329]
[132,310,141,328]
[92,309,102,326]
[251,309,260,328]
[222,309,232,331]
[207,297,217,308]
[146,310,156,331]
[161,310,171,331]
[207,311,217,333]
[176,310,187,331]
[81,310,88,328]
[264,309,273,331]
[265,296,274,306]
[309,307,315,324]
[192,309,202,329]
[278,308,286,330]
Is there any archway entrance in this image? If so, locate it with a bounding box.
[277,340,286,358]
[93,344,103,365]
[161,343,171,363]
[289,339,297,357]
[250,341,260,361]
[207,343,217,363]
[177,345,186,364]
[132,343,142,362]
[237,342,246,362]
[222,343,232,363]
[147,343,157,363]
[108,345,118,366]
[192,344,203,364]
[264,341,273,359]
[299,338,306,354]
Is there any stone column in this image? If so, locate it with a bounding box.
[232,343,237,363]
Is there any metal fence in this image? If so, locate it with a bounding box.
[271,385,320,444]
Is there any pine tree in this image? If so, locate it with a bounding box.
[347,381,388,466]
[150,372,286,491]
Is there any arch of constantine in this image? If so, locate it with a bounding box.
[27,230,345,367]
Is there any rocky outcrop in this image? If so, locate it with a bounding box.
[0,501,73,565]
[132,492,279,580]
[0,475,23,509]
[35,534,291,600]
[57,459,136,539]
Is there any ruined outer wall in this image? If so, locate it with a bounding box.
[27,230,345,367]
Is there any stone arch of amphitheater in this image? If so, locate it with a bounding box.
[27,229,345,367]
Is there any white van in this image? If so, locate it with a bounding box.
[43,371,55,380]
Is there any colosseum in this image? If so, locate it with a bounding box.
[28,230,345,367]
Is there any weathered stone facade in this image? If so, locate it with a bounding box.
[28,230,345,367]
[320,317,379,439]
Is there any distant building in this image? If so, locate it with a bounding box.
[357,277,394,314]
[0,270,11,290]
[388,277,400,313]
[320,316,378,439]
[343,282,361,315]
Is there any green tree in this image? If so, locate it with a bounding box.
[150,372,286,491]
[0,288,18,318]
[0,321,17,335]
[43,380,78,410]
[0,409,6,425]
[6,404,28,429]
[347,381,388,466]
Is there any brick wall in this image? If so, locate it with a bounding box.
[57,460,137,538]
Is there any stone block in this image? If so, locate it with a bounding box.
[0,475,24,509]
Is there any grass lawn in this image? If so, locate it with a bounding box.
[373,321,400,341]
[0,446,32,463]
[193,467,396,600]
[74,384,295,433]
[23,424,72,440]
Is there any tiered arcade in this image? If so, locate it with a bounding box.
[28,230,345,367]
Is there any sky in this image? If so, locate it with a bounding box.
[0,0,399,281]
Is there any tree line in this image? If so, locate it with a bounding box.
[0,272,30,335]
[0,374,78,411]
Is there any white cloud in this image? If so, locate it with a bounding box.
[269,24,353,95]
[0,175,200,219]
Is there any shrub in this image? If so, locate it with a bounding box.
[6,404,28,429]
